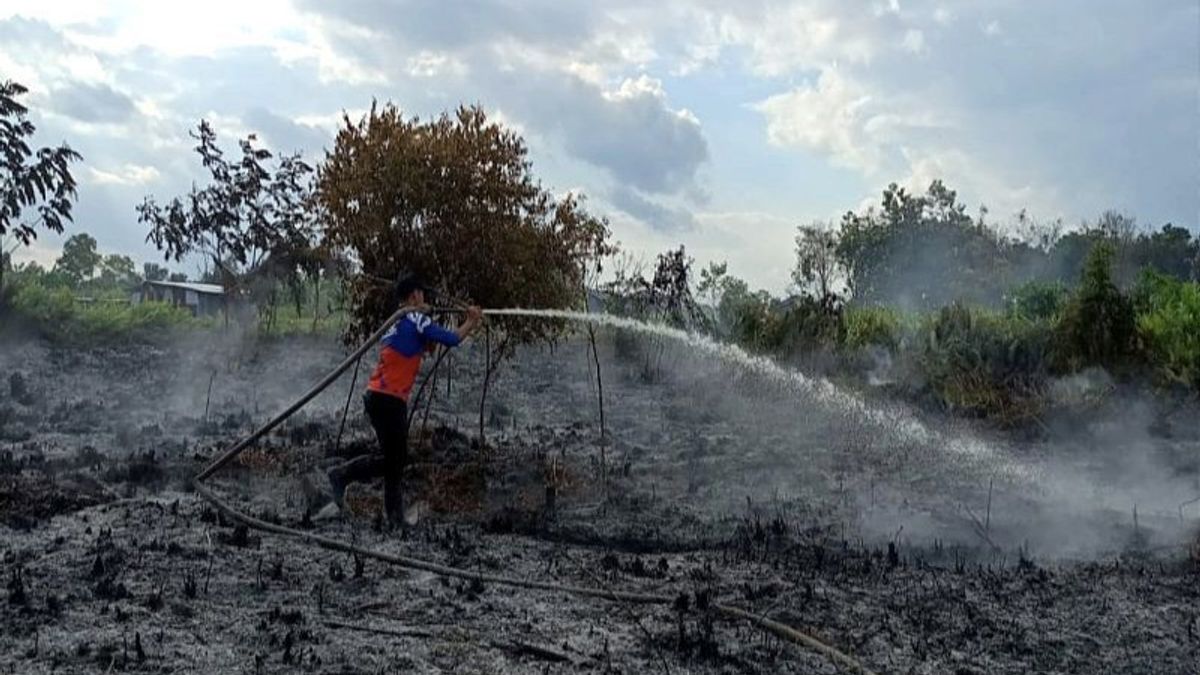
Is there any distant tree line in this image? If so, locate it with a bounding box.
[610,183,1199,425]
[801,180,1197,311]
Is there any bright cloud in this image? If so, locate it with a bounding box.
[87,164,161,186]
[756,68,882,173]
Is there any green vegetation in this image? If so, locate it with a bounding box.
[610,183,1198,426]
[1053,241,1137,371]
[917,304,1053,422]
[1134,271,1200,389]
[1,255,350,343]
[4,272,204,342]
[843,306,907,351]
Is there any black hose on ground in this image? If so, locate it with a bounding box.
[189,305,878,675]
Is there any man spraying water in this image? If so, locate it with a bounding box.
[327,273,483,528]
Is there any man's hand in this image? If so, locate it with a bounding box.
[454,305,484,341]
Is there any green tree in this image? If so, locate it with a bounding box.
[97,253,138,288]
[54,232,101,286]
[696,261,729,309]
[836,180,1009,309]
[1006,280,1068,321]
[138,120,319,316]
[793,223,842,308]
[0,80,82,295]
[142,262,169,282]
[1055,241,1137,370]
[1131,224,1196,281]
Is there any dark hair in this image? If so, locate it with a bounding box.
[392,272,433,306]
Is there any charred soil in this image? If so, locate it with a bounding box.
[1,334,1198,674]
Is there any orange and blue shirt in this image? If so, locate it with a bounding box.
[367,312,461,401]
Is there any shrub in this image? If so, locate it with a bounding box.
[6,279,198,342]
[919,303,1052,422]
[722,290,776,352]
[758,295,844,357]
[1006,280,1068,321]
[1054,241,1137,371]
[9,282,75,329]
[842,305,905,351]
[1134,271,1200,388]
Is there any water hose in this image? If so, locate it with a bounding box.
[190,305,878,675]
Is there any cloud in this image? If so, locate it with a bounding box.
[755,68,885,173]
[241,107,331,155]
[746,0,1198,230]
[291,0,714,197]
[716,2,878,76]
[901,29,926,54]
[549,74,708,195]
[52,81,136,123]
[406,50,466,78]
[608,185,696,232]
[86,163,161,186]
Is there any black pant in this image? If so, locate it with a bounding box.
[335,390,408,517]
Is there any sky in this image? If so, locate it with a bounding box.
[1,0,1197,293]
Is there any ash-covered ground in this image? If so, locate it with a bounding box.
[1,329,1198,674]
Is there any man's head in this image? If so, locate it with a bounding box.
[393,272,433,308]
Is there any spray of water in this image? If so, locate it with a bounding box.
[484,308,1034,484]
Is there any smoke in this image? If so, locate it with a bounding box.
[10,301,1185,563]
[486,308,1199,559]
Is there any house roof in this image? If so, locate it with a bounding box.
[143,280,224,295]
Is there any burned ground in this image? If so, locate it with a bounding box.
[1,332,1198,674]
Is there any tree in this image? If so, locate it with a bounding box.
[836,180,1011,308]
[0,80,82,294]
[1055,241,1137,371]
[318,103,613,447]
[793,223,842,309]
[319,103,613,345]
[138,120,318,317]
[143,262,169,282]
[54,232,100,286]
[695,260,776,344]
[1132,224,1196,282]
[696,260,729,310]
[97,253,138,288]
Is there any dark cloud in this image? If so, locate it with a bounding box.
[499,71,708,195]
[53,81,136,124]
[608,185,695,232]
